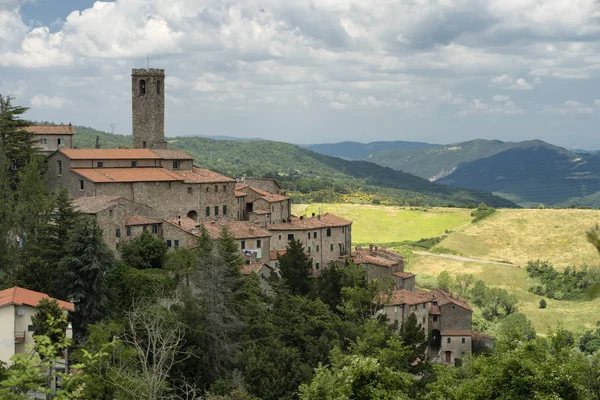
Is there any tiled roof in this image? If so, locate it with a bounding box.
[241,263,270,275]
[235,183,249,191]
[73,168,180,183]
[126,215,162,226]
[151,149,194,160]
[258,193,288,203]
[472,331,493,341]
[270,250,286,260]
[441,330,472,336]
[430,289,473,312]
[384,289,430,306]
[243,185,288,203]
[26,125,75,135]
[393,271,416,279]
[169,168,235,183]
[71,195,122,214]
[269,213,352,231]
[0,287,74,311]
[235,191,247,197]
[60,149,161,160]
[430,305,441,315]
[164,218,271,240]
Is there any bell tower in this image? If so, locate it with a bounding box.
[131,68,167,149]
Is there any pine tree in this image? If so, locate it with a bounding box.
[60,219,115,341]
[0,144,15,280]
[278,239,313,295]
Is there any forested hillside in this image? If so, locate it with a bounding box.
[303,140,439,160]
[73,127,517,208]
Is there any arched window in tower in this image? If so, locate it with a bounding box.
[157,80,161,94]
[139,79,146,95]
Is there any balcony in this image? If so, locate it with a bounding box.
[14,331,26,343]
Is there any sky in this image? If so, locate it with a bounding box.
[1,0,600,148]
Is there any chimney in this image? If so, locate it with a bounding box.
[312,213,315,217]
[95,135,101,149]
[300,216,304,220]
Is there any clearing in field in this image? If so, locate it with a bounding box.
[435,208,600,268]
[406,254,600,333]
[291,203,472,244]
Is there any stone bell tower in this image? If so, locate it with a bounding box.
[131,68,167,149]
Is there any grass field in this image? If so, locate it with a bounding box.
[435,209,600,268]
[292,204,472,244]
[294,204,600,333]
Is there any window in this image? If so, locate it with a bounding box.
[188,187,192,194]
[223,205,227,215]
[314,231,317,238]
[167,240,172,247]
[214,206,219,216]
[57,137,62,146]
[327,228,331,237]
[173,161,179,169]
[139,79,146,95]
[132,161,137,167]
[241,240,246,250]
[223,185,227,192]
[287,234,294,240]
[214,185,218,193]
[394,306,398,313]
[316,262,320,270]
[40,138,47,145]
[257,239,261,248]
[308,232,311,239]
[272,206,275,212]
[79,179,84,191]
[157,79,161,94]
[433,316,438,322]
[27,324,34,332]
[142,141,147,148]
[278,235,282,240]
[316,245,319,252]
[57,160,62,175]
[152,224,158,234]
[174,240,179,248]
[308,247,311,253]
[342,227,345,233]
[116,228,121,238]
[127,226,132,236]
[447,337,451,344]
[330,244,334,251]
[461,337,466,344]
[206,206,210,217]
[143,225,147,232]
[109,209,113,217]
[423,317,426,324]
[423,304,426,309]
[97,161,103,168]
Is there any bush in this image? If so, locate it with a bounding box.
[471,206,496,223]
[526,260,600,300]
[539,299,547,309]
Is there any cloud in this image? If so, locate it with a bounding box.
[459,96,523,115]
[540,100,596,115]
[30,94,68,108]
[490,75,535,90]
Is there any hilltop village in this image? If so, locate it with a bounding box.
[24,68,486,366]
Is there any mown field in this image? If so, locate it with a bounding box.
[291,204,473,244]
[293,204,600,333]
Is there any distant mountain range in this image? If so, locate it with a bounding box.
[306,138,600,207]
[302,141,439,160]
[71,126,517,208]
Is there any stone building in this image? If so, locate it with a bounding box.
[132,68,166,149]
[26,124,74,155]
[269,213,352,274]
[236,183,291,226]
[351,245,415,291]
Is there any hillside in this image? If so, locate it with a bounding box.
[304,140,439,160]
[71,126,517,208]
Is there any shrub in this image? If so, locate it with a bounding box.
[471,206,496,223]
[539,299,547,309]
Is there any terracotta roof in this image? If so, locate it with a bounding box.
[384,289,430,306]
[0,287,74,311]
[472,331,493,341]
[73,168,180,183]
[60,149,160,160]
[269,213,352,231]
[270,250,286,260]
[393,271,416,279]
[235,191,247,197]
[430,305,441,315]
[26,125,74,135]
[71,195,122,214]
[164,218,271,240]
[430,289,473,312]
[241,263,271,275]
[259,193,288,203]
[235,183,249,191]
[169,168,235,183]
[126,215,162,226]
[441,330,472,336]
[151,149,194,160]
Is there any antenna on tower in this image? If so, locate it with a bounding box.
[146,55,150,69]
[110,124,116,135]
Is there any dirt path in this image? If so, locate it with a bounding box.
[412,251,516,266]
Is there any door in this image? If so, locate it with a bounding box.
[445,351,452,363]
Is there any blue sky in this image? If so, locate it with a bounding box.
[1,0,600,148]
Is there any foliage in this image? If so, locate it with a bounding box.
[496,312,537,345]
[539,299,547,309]
[31,298,68,358]
[526,260,600,300]
[119,230,168,270]
[437,270,453,292]
[470,203,496,223]
[277,239,313,295]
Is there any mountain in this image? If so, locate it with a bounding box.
[71,126,517,208]
[304,140,440,160]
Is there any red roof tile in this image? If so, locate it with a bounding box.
[73,168,180,183]
[393,271,416,279]
[472,331,493,341]
[383,289,430,306]
[269,213,352,231]
[0,287,74,311]
[151,149,194,160]
[126,215,162,226]
[430,289,473,312]
[61,149,160,160]
[26,125,74,135]
[241,263,271,275]
[270,250,286,260]
[169,168,235,183]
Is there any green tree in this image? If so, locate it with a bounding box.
[496,312,536,345]
[60,219,115,340]
[539,299,547,309]
[31,298,68,358]
[399,313,429,372]
[311,264,345,312]
[119,230,168,269]
[0,144,15,281]
[0,94,36,186]
[437,270,453,292]
[278,239,313,295]
[455,274,474,298]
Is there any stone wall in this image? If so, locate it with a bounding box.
[440,335,471,365]
[241,178,280,194]
[132,69,166,150]
[35,135,74,155]
[46,153,96,198]
[70,159,159,168]
[439,303,472,331]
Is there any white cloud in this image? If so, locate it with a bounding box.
[540,100,596,115]
[30,94,68,108]
[329,102,347,110]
